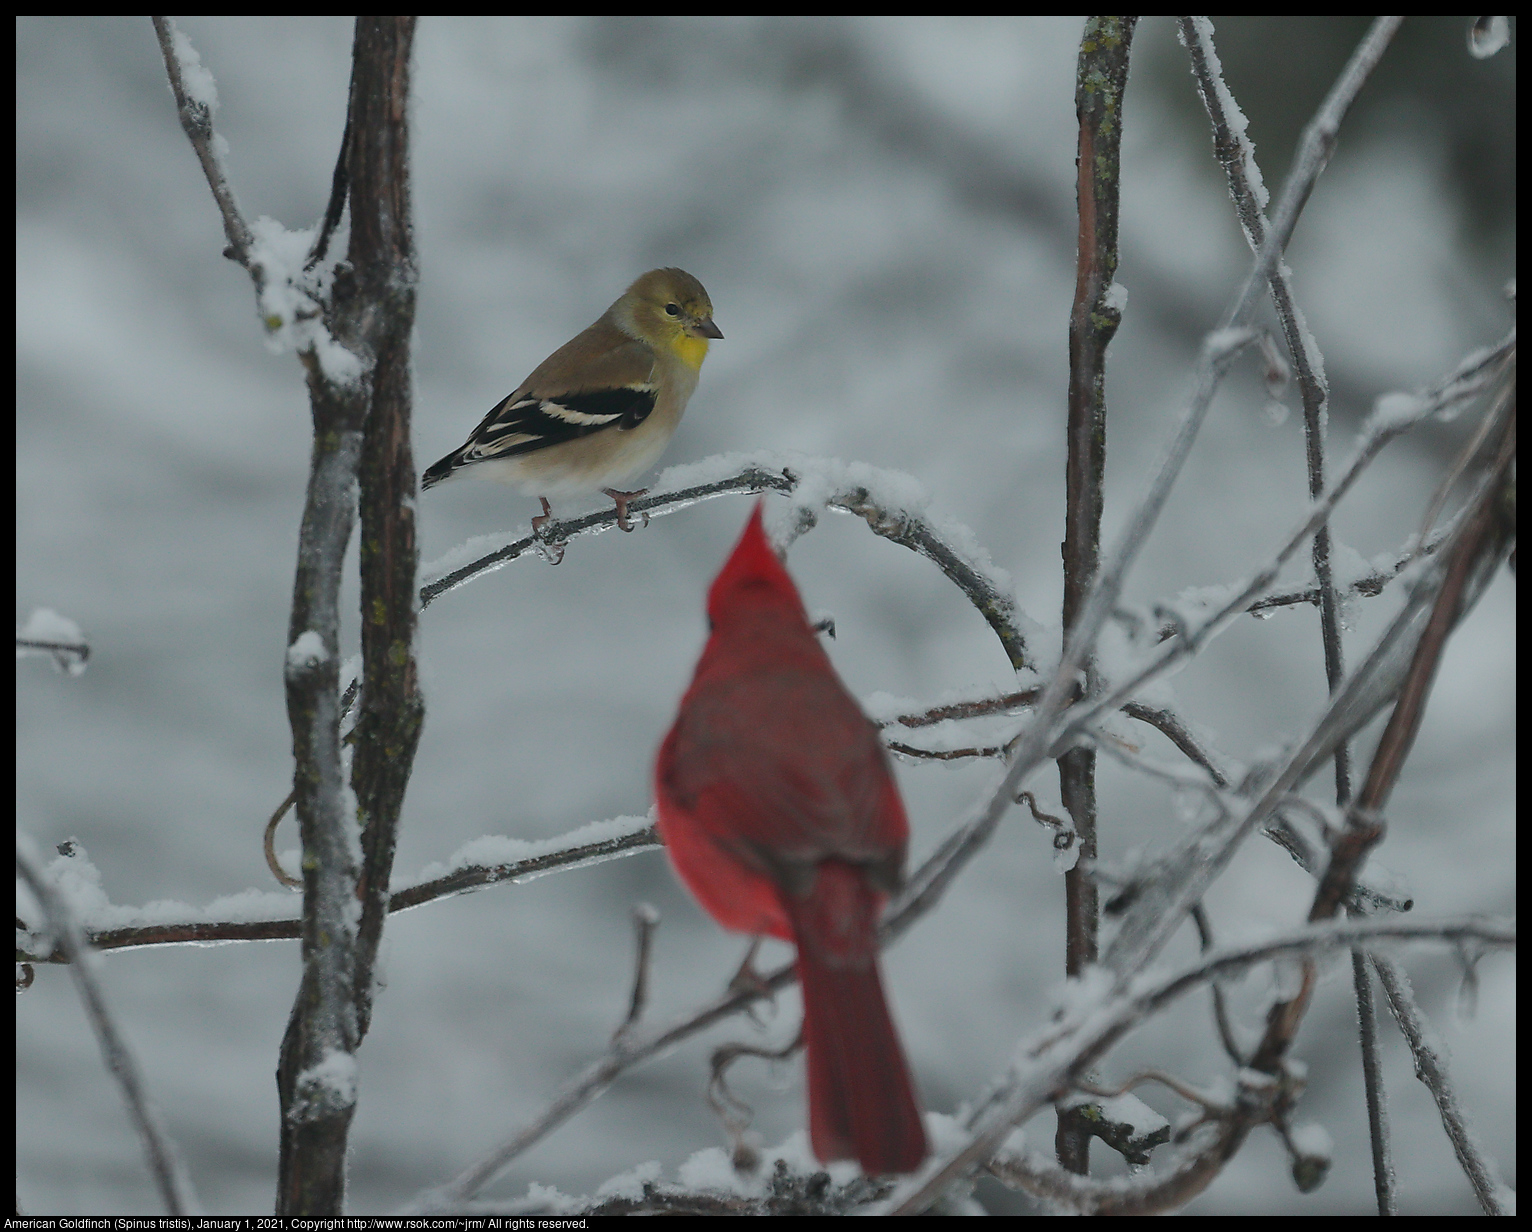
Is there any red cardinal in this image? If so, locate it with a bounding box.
[655,501,928,1175]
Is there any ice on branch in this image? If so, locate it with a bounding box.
[404,814,658,891]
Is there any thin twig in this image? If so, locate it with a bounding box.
[1350,949,1396,1214]
[17,841,199,1215]
[263,789,302,889]
[150,17,253,267]
[1180,13,1354,795]
[615,903,661,1041]
[1245,529,1446,615]
[884,689,1040,729]
[1190,904,1245,1066]
[1371,953,1513,1215]
[15,637,92,671]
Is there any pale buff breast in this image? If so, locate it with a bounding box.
[463,360,699,498]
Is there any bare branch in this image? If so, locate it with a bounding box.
[1350,950,1396,1214]
[557,1159,897,1218]
[1098,436,1511,986]
[16,639,91,674]
[1190,904,1246,1066]
[1245,528,1445,615]
[884,689,1040,729]
[1067,330,1514,798]
[263,789,302,889]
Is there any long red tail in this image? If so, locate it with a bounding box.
[786,861,927,1175]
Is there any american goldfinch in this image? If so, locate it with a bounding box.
[422,268,722,537]
[655,503,928,1175]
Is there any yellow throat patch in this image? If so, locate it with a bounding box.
[670,332,710,372]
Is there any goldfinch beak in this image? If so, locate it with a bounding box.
[689,317,724,340]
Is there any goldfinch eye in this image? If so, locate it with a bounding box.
[665,303,681,317]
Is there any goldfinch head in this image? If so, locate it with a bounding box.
[616,268,723,368]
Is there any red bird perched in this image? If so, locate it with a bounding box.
[654,502,928,1175]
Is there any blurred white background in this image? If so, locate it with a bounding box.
[17,16,1514,1215]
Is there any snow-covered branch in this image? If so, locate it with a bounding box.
[420,452,1035,671]
[18,818,659,964]
[150,16,253,268]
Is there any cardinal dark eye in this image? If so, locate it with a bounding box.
[665,303,681,317]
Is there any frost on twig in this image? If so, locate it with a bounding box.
[889,916,1514,1215]
[1371,954,1514,1216]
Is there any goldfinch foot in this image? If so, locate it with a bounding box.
[603,487,650,532]
[531,497,566,566]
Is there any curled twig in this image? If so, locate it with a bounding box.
[264,789,302,890]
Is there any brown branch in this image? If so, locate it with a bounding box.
[1244,532,1442,616]
[345,14,423,1048]
[615,903,661,1043]
[885,688,1041,729]
[1060,35,1136,1173]
[15,637,92,673]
